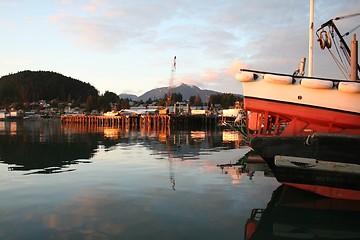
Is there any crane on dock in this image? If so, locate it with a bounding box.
[167,56,177,105]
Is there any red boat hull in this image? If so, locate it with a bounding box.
[284,182,360,201]
[244,97,360,136]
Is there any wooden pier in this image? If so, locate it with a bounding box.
[61,114,218,130]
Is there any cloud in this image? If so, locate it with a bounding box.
[50,13,135,51]
[177,60,246,94]
[227,60,248,75]
[30,0,360,94]
[82,4,97,13]
[50,0,356,63]
[49,0,247,56]
[82,0,108,13]
[50,1,179,51]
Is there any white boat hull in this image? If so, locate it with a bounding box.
[237,71,360,114]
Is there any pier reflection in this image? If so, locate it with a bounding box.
[218,150,273,184]
[0,121,245,174]
[245,185,360,240]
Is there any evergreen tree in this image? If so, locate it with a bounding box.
[209,93,243,108]
[0,70,98,106]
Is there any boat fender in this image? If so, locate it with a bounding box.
[235,72,258,82]
[338,82,360,93]
[300,78,334,89]
[264,74,294,85]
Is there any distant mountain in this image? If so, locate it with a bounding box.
[138,83,220,102]
[118,93,139,101]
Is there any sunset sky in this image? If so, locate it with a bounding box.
[0,0,359,96]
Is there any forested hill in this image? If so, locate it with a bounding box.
[0,70,98,105]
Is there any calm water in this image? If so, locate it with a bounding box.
[1,121,358,240]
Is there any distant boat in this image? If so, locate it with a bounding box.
[236,1,360,200]
[0,110,6,120]
[1,110,24,121]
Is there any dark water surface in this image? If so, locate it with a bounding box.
[1,120,358,240]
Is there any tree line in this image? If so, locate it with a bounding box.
[145,92,242,109]
[0,70,98,104]
[0,70,242,112]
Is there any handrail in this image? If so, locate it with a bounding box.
[239,68,359,83]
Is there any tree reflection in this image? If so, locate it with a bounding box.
[0,121,99,173]
[0,121,246,174]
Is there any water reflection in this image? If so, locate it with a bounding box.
[245,185,360,240]
[218,150,273,184]
[0,120,279,240]
[0,121,97,173]
[0,121,246,174]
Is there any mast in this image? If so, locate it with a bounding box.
[351,34,358,80]
[308,0,314,77]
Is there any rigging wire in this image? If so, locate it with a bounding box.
[328,32,349,79]
[342,23,360,37]
[328,50,350,79]
[334,12,360,21]
[317,12,360,79]
[327,29,352,79]
[333,32,347,66]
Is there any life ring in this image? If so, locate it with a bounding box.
[338,82,360,93]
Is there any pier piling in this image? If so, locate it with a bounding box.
[61,114,218,130]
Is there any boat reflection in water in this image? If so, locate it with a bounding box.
[245,185,360,240]
[218,150,273,183]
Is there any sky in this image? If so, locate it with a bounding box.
[0,0,359,96]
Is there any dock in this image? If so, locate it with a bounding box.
[61,114,219,130]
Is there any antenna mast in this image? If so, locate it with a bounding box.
[308,0,314,77]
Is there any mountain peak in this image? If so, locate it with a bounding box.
[118,93,139,101]
[138,83,219,102]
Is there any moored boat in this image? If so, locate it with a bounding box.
[236,2,360,200]
[236,70,360,136]
[236,7,360,137]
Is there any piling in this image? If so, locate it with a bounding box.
[61,114,218,130]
